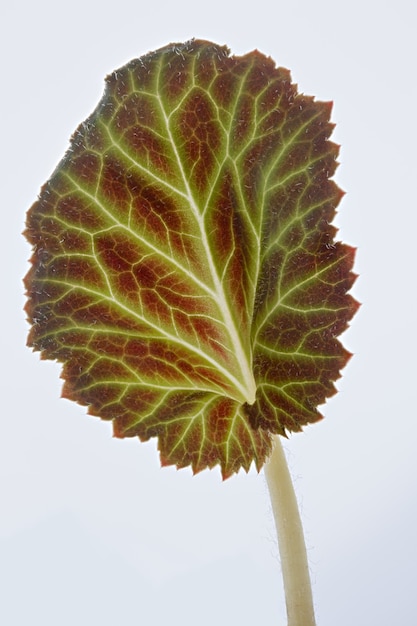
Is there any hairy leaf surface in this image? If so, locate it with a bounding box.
[24,40,358,477]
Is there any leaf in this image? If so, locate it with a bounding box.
[24,39,358,478]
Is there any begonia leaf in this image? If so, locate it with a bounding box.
[24,40,358,478]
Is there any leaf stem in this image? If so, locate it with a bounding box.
[264,435,316,626]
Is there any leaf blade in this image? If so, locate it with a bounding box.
[24,40,358,476]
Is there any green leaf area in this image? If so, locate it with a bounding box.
[24,40,358,478]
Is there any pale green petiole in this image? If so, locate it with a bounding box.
[264,436,316,626]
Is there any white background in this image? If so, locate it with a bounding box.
[2,1,416,625]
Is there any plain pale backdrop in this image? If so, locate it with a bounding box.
[2,1,416,625]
